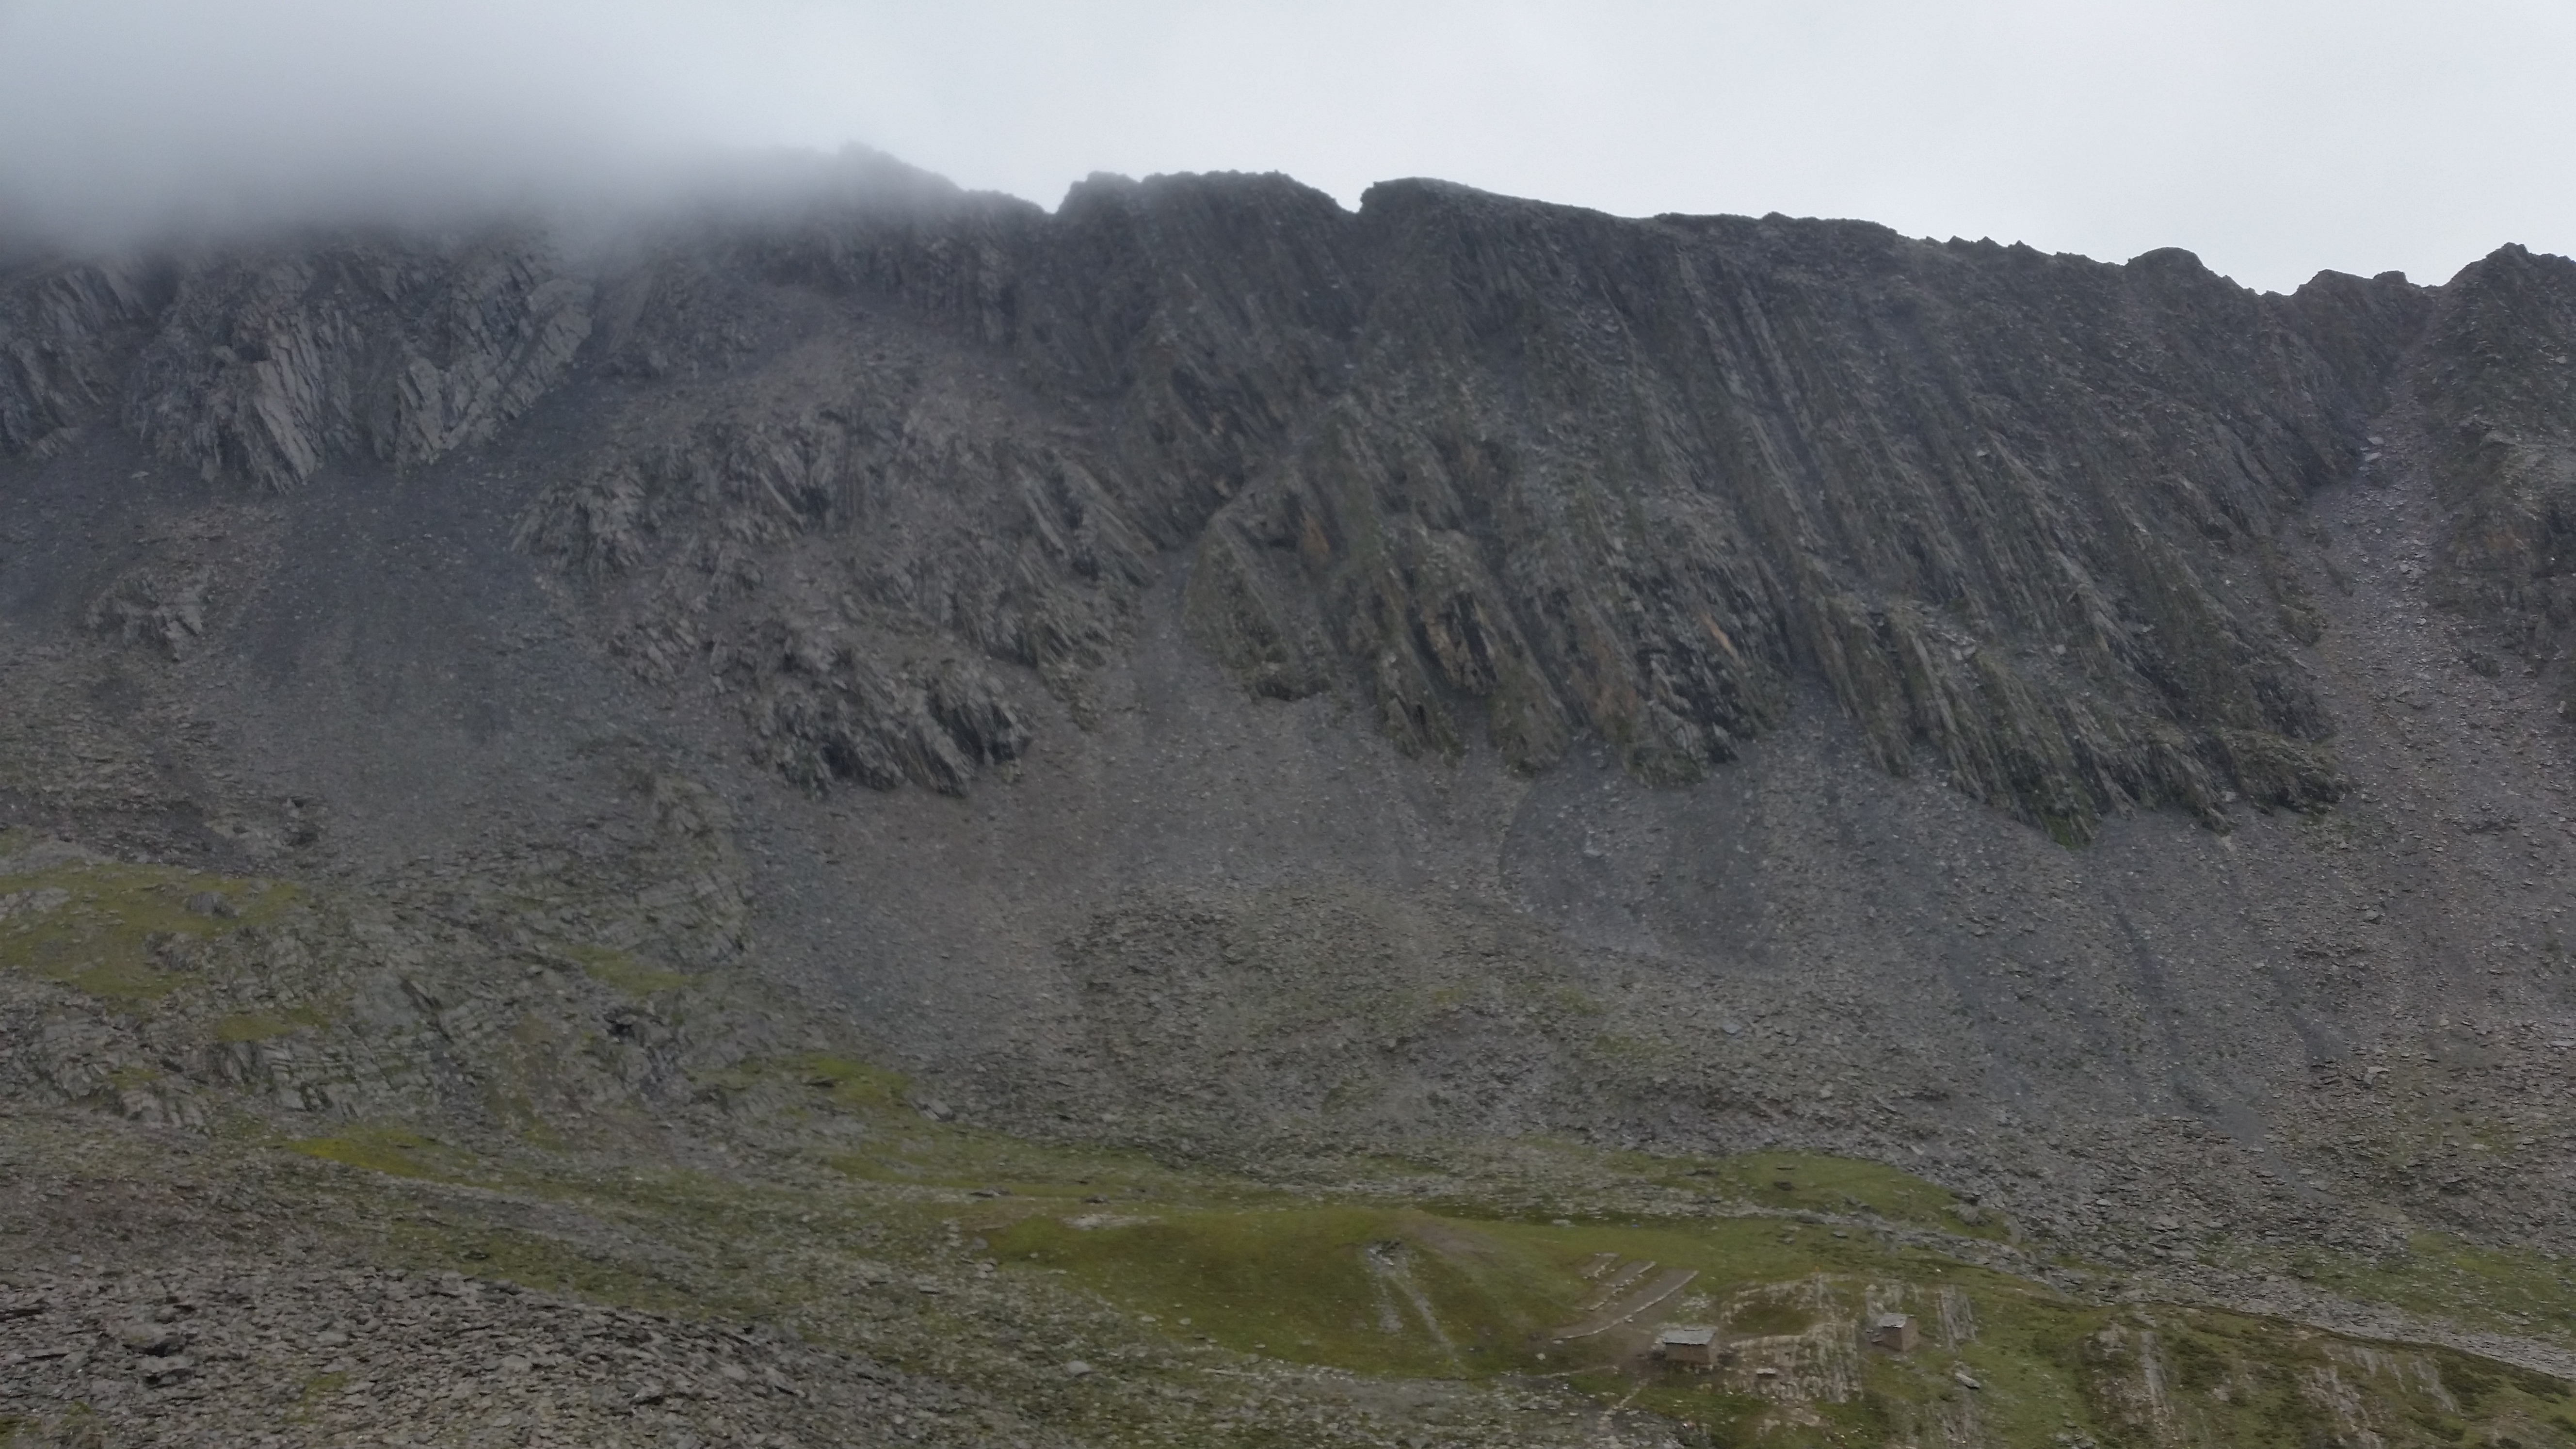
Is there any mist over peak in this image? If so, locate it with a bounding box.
[7,0,2572,290]
[0,0,970,249]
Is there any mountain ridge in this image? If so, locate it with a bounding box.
[5,161,2576,1448]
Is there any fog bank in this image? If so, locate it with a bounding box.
[2,0,2572,290]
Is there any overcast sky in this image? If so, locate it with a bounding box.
[1,0,2570,292]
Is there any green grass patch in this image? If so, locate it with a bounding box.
[2301,1233,2576,1344]
[213,1081,2576,1449]
[993,1205,1579,1378]
[0,858,296,1002]
[683,1053,1231,1200]
[377,1215,717,1316]
[288,1127,471,1181]
[1723,1293,1813,1337]
[780,1053,910,1111]
[824,1121,1218,1202]
[987,1181,2572,1449]
[989,1200,2004,1380]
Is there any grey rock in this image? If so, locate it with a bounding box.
[118,235,591,490]
[111,1320,179,1355]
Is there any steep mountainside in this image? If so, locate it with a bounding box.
[5,157,2576,1447]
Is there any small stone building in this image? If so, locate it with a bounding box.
[1657,1326,1721,1368]
[1868,1313,1918,1352]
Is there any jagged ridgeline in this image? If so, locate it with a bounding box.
[6,166,2570,835]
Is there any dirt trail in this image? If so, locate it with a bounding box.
[1363,1241,1464,1370]
[1578,1258,1656,1310]
[1553,1268,1699,1341]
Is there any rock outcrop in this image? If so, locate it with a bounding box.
[2,233,595,491]
[2416,245,2576,701]
[14,175,2550,837]
[280,171,2543,837]
[0,256,170,458]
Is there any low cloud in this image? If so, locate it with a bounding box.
[0,0,724,243]
[2,0,2572,290]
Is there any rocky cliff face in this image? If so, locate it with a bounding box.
[497,175,2419,836]
[6,173,2487,836]
[2417,246,2576,686]
[6,158,2576,1444]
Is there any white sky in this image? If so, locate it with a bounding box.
[1,0,2571,292]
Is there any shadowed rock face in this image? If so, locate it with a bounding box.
[126,237,594,490]
[1181,195,2418,834]
[2418,245,2576,689]
[5,172,2459,827]
[2,236,591,491]
[5,164,2576,1269]
[535,174,2435,833]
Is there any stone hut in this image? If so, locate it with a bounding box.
[1867,1313,1918,1352]
[1657,1326,1722,1368]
